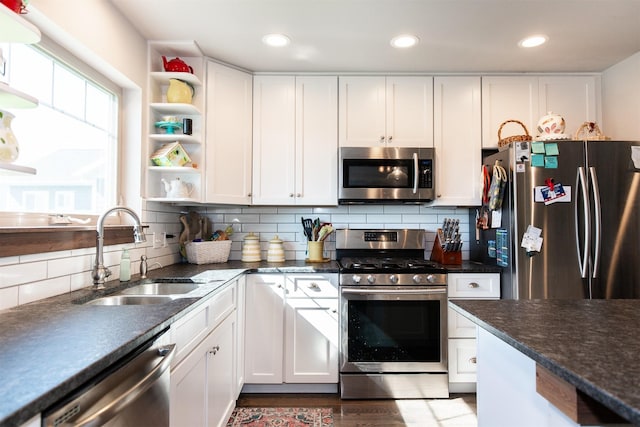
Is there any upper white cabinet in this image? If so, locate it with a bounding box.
[252,75,338,206]
[204,61,253,205]
[0,4,40,44]
[538,76,600,138]
[433,76,482,206]
[482,75,600,148]
[145,41,204,202]
[339,76,433,147]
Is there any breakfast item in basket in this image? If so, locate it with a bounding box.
[212,229,228,241]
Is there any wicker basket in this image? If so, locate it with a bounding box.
[498,120,532,148]
[185,240,232,264]
[574,122,610,140]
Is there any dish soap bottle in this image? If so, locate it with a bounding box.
[120,248,131,282]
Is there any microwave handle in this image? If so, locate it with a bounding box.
[413,152,419,194]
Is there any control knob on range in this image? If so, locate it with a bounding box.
[367,275,376,284]
[412,274,423,284]
[426,274,436,283]
[389,274,399,284]
[351,275,362,284]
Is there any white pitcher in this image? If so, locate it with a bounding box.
[0,109,19,163]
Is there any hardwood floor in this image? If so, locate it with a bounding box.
[236,393,477,426]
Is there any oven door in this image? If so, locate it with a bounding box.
[340,286,447,373]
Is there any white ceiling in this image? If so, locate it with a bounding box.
[109,0,640,73]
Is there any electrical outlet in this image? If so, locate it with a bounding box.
[152,232,168,249]
[162,232,167,248]
[152,232,161,249]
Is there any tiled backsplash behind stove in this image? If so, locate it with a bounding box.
[198,205,471,262]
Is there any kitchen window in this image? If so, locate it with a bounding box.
[0,38,120,222]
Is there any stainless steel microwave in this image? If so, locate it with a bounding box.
[339,147,435,204]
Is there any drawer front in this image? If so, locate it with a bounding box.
[448,273,500,299]
[210,283,236,329]
[170,302,210,367]
[448,338,477,383]
[447,307,477,338]
[286,274,338,299]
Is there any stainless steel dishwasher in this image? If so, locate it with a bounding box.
[42,332,175,427]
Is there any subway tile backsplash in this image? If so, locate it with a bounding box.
[0,203,470,309]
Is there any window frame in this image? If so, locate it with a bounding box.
[1,34,123,226]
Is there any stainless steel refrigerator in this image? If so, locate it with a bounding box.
[471,140,640,300]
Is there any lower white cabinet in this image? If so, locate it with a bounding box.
[447,273,500,392]
[169,280,239,427]
[244,273,339,385]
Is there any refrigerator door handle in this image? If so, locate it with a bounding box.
[589,166,602,278]
[575,167,590,278]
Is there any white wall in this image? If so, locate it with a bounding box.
[602,51,640,140]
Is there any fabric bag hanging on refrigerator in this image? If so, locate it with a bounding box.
[488,161,507,210]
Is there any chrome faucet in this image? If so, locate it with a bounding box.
[92,206,146,288]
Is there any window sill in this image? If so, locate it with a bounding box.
[0,226,140,257]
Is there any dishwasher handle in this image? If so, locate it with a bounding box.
[75,343,176,427]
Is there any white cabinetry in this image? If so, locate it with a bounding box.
[447,273,500,393]
[169,281,239,427]
[433,76,482,206]
[338,76,433,147]
[252,75,338,205]
[481,75,600,148]
[145,41,204,202]
[244,273,339,387]
[204,61,253,204]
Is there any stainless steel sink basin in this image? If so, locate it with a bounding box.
[86,295,175,306]
[120,282,200,296]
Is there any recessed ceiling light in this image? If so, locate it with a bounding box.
[262,33,291,47]
[518,35,548,48]
[390,35,419,49]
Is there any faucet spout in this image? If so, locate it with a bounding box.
[92,206,146,289]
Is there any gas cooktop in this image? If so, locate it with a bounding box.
[338,258,446,274]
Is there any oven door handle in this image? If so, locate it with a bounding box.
[341,287,446,295]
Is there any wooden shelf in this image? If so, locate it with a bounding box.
[148,165,200,174]
[150,103,201,115]
[0,4,41,44]
[149,133,201,144]
[150,71,202,87]
[0,162,36,174]
[0,81,38,108]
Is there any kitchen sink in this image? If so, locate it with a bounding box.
[119,282,200,295]
[85,295,175,306]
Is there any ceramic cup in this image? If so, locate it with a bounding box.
[308,241,324,261]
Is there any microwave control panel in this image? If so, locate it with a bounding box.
[418,159,433,188]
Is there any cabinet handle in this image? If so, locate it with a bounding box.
[469,356,477,364]
[331,309,337,314]
[209,345,220,355]
[289,193,294,197]
[379,136,385,143]
[388,136,393,143]
[468,282,480,288]
[308,282,320,290]
[247,193,252,197]
[296,193,302,198]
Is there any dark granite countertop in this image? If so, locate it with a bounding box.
[450,299,640,425]
[0,259,338,427]
[441,261,502,274]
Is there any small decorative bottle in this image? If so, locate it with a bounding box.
[120,248,131,282]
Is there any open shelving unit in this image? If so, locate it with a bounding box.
[0,3,41,175]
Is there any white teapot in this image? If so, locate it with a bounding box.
[161,178,193,198]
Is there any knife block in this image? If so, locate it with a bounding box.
[430,229,462,265]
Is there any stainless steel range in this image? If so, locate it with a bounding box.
[337,228,449,399]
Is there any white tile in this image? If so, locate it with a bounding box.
[0,262,47,289]
[242,224,278,233]
[277,207,314,214]
[48,254,93,278]
[348,205,383,214]
[330,214,366,223]
[19,276,71,305]
[0,286,19,310]
[0,256,19,267]
[383,205,420,214]
[20,250,71,263]
[368,214,402,223]
[259,214,296,224]
[71,271,93,292]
